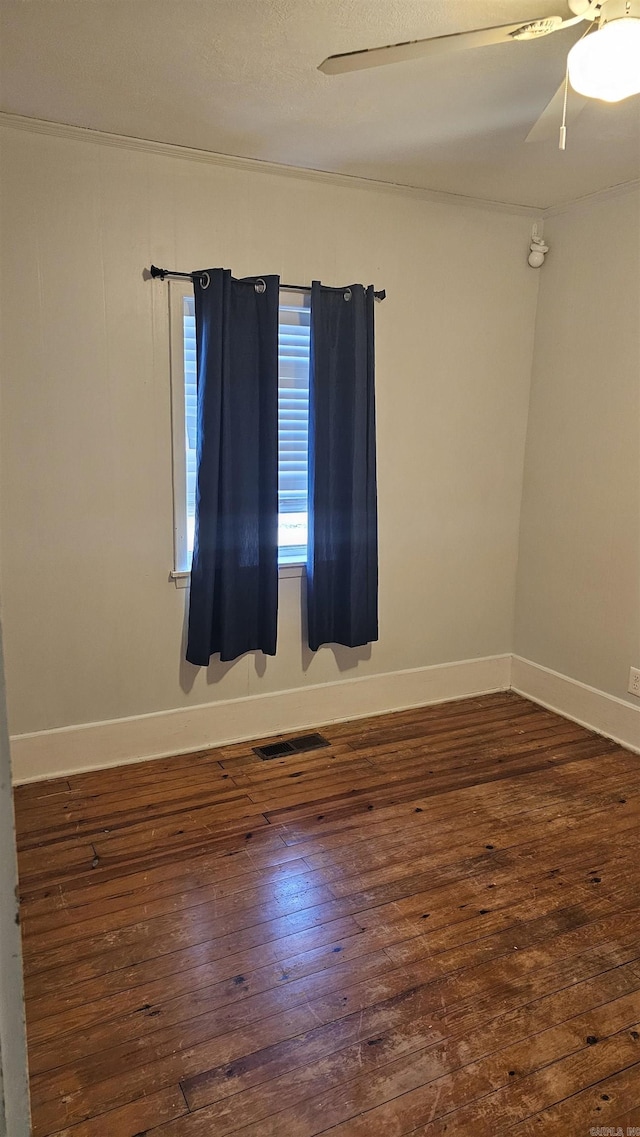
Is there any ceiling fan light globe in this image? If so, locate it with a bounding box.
[568,18,640,102]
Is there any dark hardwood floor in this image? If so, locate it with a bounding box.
[13,691,640,1136]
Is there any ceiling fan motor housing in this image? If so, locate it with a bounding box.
[568,0,640,20]
[598,0,640,23]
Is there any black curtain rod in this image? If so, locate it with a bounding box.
[149,265,385,301]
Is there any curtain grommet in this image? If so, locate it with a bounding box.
[343,288,352,302]
[199,271,210,290]
[255,278,267,295]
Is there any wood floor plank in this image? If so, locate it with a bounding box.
[178,943,640,1111]
[19,823,288,899]
[27,891,639,1114]
[15,781,259,847]
[260,741,622,826]
[29,947,400,1077]
[21,872,336,951]
[399,1029,640,1137]
[24,859,632,1076]
[21,873,635,1059]
[508,1063,640,1135]
[153,1001,640,1137]
[27,928,640,1135]
[15,692,640,1137]
[50,1085,188,1137]
[19,852,316,926]
[25,918,405,1047]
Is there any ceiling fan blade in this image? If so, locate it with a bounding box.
[319,20,550,75]
[525,79,590,142]
[317,15,584,75]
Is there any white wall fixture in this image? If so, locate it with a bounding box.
[528,223,550,268]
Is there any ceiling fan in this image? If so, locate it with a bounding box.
[319,0,640,145]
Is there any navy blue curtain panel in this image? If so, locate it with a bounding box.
[307,282,378,652]
[186,269,280,665]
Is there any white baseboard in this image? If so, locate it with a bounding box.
[512,656,640,755]
[13,653,637,784]
[10,654,512,783]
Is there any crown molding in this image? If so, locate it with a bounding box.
[542,177,640,219]
[0,111,542,219]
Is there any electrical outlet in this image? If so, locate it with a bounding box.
[629,667,640,698]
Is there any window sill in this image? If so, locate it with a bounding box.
[169,570,191,589]
[279,563,306,578]
[170,563,306,589]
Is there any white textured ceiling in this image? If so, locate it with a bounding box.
[1,0,639,208]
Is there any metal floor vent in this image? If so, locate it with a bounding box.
[253,733,331,760]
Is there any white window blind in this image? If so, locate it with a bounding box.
[278,292,310,565]
[176,288,310,570]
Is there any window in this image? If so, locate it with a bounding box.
[277,293,310,564]
[169,283,310,575]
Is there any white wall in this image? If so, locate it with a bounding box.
[0,120,538,754]
[515,188,640,710]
